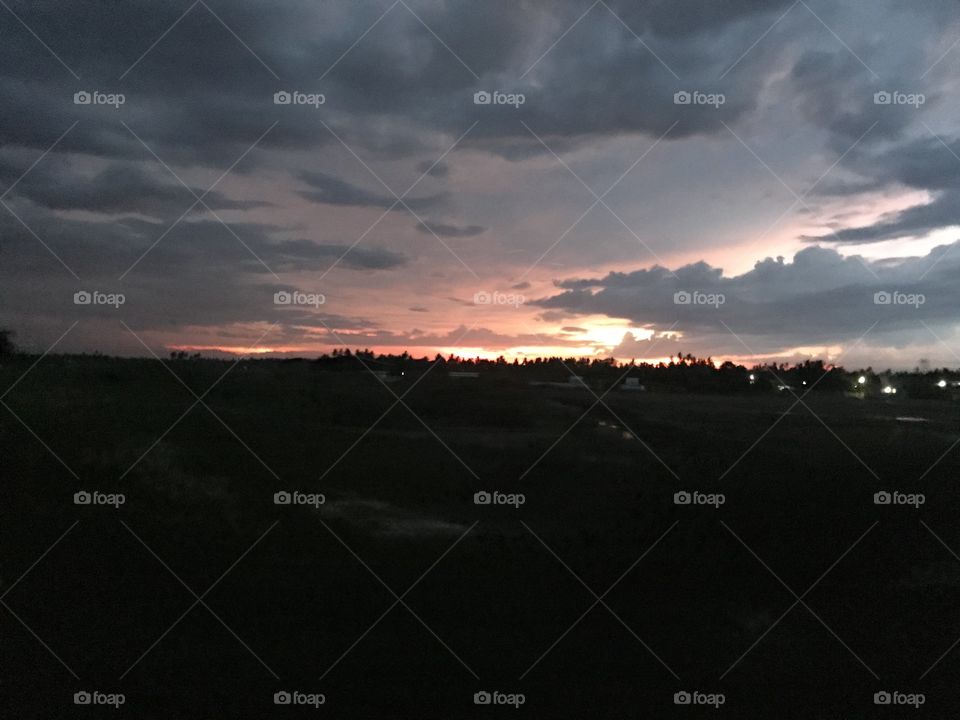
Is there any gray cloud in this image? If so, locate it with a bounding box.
[0,154,268,216]
[298,171,445,211]
[535,243,960,355]
[414,220,484,238]
[417,160,449,178]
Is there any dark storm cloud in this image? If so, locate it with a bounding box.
[0,0,796,168]
[268,238,407,271]
[788,51,921,147]
[414,220,484,238]
[0,200,404,278]
[807,191,960,245]
[417,160,449,178]
[2,0,959,364]
[0,154,268,216]
[807,135,960,244]
[534,243,960,354]
[297,171,445,211]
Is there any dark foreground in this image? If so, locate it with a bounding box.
[2,355,960,718]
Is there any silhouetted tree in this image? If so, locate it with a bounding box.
[0,329,15,357]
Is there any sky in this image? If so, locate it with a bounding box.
[2,0,960,369]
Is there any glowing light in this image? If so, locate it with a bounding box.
[882,386,896,394]
[858,376,866,385]
[938,380,947,388]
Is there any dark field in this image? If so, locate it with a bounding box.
[3,355,960,718]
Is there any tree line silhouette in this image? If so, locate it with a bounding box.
[299,349,957,398]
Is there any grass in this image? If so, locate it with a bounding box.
[2,354,960,717]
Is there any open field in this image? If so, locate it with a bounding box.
[3,355,960,717]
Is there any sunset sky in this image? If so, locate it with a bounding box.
[3,0,960,368]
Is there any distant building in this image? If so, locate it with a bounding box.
[622,377,645,391]
[567,375,587,387]
[449,371,480,379]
